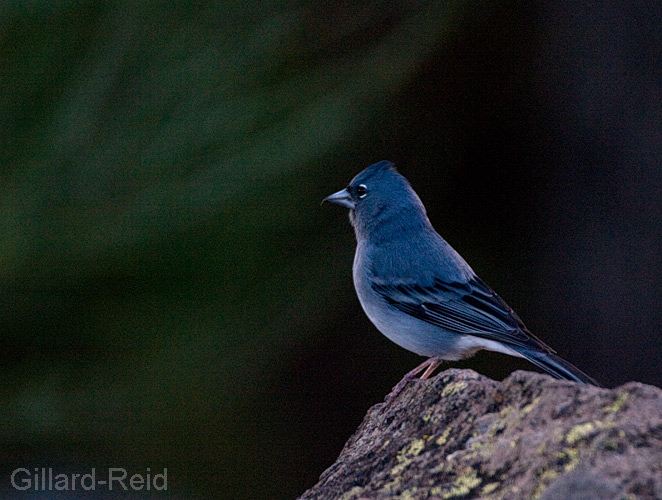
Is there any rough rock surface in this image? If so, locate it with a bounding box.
[298,369,662,500]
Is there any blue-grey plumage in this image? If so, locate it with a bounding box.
[323,160,600,387]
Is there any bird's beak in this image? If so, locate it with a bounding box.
[322,188,355,209]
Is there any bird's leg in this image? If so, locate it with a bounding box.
[420,357,443,379]
[385,356,443,403]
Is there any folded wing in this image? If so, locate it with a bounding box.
[371,276,554,353]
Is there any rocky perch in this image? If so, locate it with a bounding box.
[298,369,662,500]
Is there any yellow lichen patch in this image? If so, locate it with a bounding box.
[422,411,442,425]
[404,438,426,457]
[599,437,620,451]
[566,421,600,444]
[521,396,541,415]
[442,381,468,397]
[390,437,427,476]
[390,461,409,477]
[564,456,581,472]
[442,468,481,499]
[435,427,452,446]
[397,487,418,500]
[481,482,500,495]
[555,447,579,461]
[499,405,513,419]
[603,391,629,413]
[380,477,401,492]
[338,485,364,500]
[488,406,514,436]
[555,447,581,472]
[396,438,425,460]
[532,483,546,500]
[539,469,558,482]
[533,467,559,498]
[469,439,484,451]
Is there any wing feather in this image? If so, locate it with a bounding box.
[371,276,553,353]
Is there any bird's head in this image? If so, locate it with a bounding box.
[322,161,429,241]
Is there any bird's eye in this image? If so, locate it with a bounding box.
[356,184,368,198]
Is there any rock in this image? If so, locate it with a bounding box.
[298,369,662,500]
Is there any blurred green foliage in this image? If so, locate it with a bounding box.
[1,1,484,498]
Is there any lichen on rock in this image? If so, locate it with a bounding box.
[298,369,662,500]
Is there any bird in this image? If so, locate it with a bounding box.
[322,160,601,393]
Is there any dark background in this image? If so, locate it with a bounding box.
[1,1,660,499]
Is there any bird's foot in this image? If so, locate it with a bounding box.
[383,356,443,407]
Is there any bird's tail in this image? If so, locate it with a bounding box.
[515,348,602,387]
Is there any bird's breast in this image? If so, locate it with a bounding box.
[352,244,465,358]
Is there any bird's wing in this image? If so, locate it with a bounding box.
[371,276,554,353]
